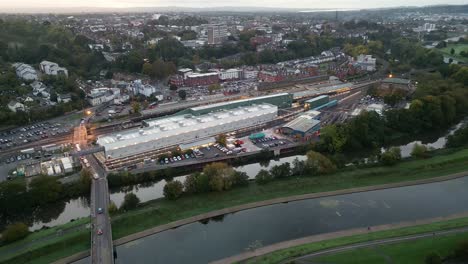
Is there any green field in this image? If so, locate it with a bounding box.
[439,44,468,63]
[2,148,468,263]
[314,232,468,264]
[248,217,468,264]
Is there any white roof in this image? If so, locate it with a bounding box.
[187,72,218,78]
[98,103,277,151]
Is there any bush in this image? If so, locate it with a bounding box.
[411,143,429,159]
[306,151,337,174]
[108,201,118,215]
[270,163,291,179]
[2,222,29,243]
[380,147,402,166]
[230,171,249,187]
[163,180,184,200]
[255,170,273,185]
[120,193,140,211]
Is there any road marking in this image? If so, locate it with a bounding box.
[336,211,342,217]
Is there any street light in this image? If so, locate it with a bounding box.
[86,110,92,116]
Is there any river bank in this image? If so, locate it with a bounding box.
[228,214,468,264]
[18,147,465,264]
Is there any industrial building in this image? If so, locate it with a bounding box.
[280,110,321,139]
[176,93,293,116]
[98,104,278,159]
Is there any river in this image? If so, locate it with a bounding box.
[73,176,468,264]
[27,121,465,231]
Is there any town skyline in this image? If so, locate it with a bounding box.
[0,0,467,13]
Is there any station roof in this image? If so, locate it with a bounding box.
[97,103,277,151]
[190,93,289,112]
[283,115,320,133]
[293,83,351,99]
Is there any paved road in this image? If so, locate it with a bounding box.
[88,154,114,264]
[287,227,468,264]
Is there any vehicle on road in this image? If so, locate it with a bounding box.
[93,173,99,180]
[97,229,103,235]
[98,207,103,214]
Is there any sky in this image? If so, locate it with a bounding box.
[0,0,466,11]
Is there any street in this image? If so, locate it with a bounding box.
[89,154,114,264]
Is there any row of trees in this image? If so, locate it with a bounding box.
[163,163,249,200]
[317,70,468,155]
[0,172,91,221]
[255,151,337,184]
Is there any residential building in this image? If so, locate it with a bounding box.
[185,72,219,86]
[13,63,38,81]
[58,93,72,103]
[8,101,26,112]
[130,80,160,97]
[87,88,120,106]
[39,61,69,77]
[219,69,243,81]
[31,81,47,96]
[355,54,377,71]
[207,24,228,45]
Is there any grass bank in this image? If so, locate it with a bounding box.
[247,217,468,264]
[2,148,468,263]
[0,218,89,264]
[111,148,468,239]
[314,230,468,264]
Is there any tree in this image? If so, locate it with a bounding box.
[216,133,227,147]
[50,91,58,102]
[292,158,306,176]
[178,90,187,100]
[169,83,178,91]
[108,201,118,215]
[208,84,221,94]
[29,175,63,205]
[80,169,92,192]
[425,252,442,264]
[450,48,455,55]
[380,147,402,166]
[163,180,184,200]
[132,101,141,114]
[255,169,273,185]
[230,171,249,187]
[120,193,140,211]
[269,163,291,179]
[142,62,153,77]
[411,143,428,159]
[306,151,337,174]
[1,222,29,243]
[203,163,235,192]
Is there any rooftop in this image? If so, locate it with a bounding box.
[97,103,277,151]
[283,115,320,133]
[191,93,289,112]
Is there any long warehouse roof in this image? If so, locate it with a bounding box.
[97,103,277,151]
[190,93,289,112]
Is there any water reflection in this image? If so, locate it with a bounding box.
[110,177,468,264]
[19,121,467,231]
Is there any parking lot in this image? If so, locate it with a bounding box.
[0,122,71,151]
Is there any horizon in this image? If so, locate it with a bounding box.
[0,0,467,13]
